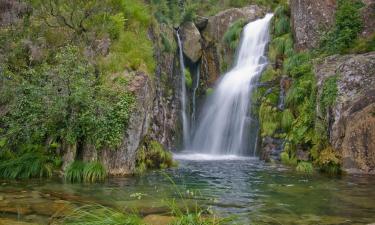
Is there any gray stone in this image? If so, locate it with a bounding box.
[180,22,202,62]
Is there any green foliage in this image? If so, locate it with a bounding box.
[0,150,54,179]
[161,33,173,53]
[259,66,279,83]
[315,147,341,175]
[65,161,107,183]
[223,19,246,50]
[320,75,338,115]
[136,140,176,173]
[280,151,297,166]
[296,161,314,174]
[185,68,193,89]
[65,161,86,183]
[350,34,375,53]
[83,162,107,183]
[53,205,143,225]
[281,109,294,131]
[259,103,281,137]
[320,0,364,54]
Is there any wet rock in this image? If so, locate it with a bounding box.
[0,218,38,225]
[290,0,336,50]
[296,149,310,161]
[360,0,375,38]
[315,52,375,174]
[260,137,284,162]
[180,22,202,63]
[31,200,74,217]
[0,204,32,215]
[98,71,155,175]
[143,215,176,225]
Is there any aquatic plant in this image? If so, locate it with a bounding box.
[296,161,314,174]
[52,205,143,225]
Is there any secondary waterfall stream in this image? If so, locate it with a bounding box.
[176,30,190,148]
[185,14,273,156]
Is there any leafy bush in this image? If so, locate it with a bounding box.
[320,0,364,54]
[315,147,341,175]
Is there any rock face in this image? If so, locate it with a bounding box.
[180,22,202,62]
[199,5,266,88]
[290,0,336,50]
[148,24,181,150]
[360,0,375,38]
[0,0,29,27]
[315,52,375,174]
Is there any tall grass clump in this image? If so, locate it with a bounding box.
[0,151,54,179]
[65,161,107,183]
[223,19,246,50]
[296,161,314,174]
[65,161,85,183]
[83,162,107,183]
[52,205,143,225]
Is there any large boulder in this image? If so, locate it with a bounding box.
[180,22,202,63]
[290,0,336,50]
[199,5,266,88]
[202,5,266,43]
[315,52,375,174]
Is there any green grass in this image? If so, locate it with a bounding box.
[52,205,143,225]
[296,161,313,174]
[320,75,338,115]
[65,161,86,183]
[0,151,53,179]
[65,161,107,183]
[83,162,107,183]
[223,19,246,50]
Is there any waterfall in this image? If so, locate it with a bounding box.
[176,30,190,147]
[189,14,273,156]
[191,65,200,126]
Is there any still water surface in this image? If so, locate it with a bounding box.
[2,156,375,224]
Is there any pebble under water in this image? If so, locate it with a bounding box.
[2,157,375,224]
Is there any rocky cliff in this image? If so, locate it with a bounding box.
[315,52,375,174]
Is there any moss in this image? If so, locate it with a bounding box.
[136,139,176,173]
[260,66,279,83]
[185,68,193,89]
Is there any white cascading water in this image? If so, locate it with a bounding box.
[176,30,190,148]
[186,14,273,156]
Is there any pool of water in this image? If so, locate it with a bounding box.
[1,156,375,224]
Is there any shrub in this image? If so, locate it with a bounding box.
[316,146,341,175]
[320,0,364,54]
[281,109,294,131]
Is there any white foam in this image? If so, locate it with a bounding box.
[173,153,255,161]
